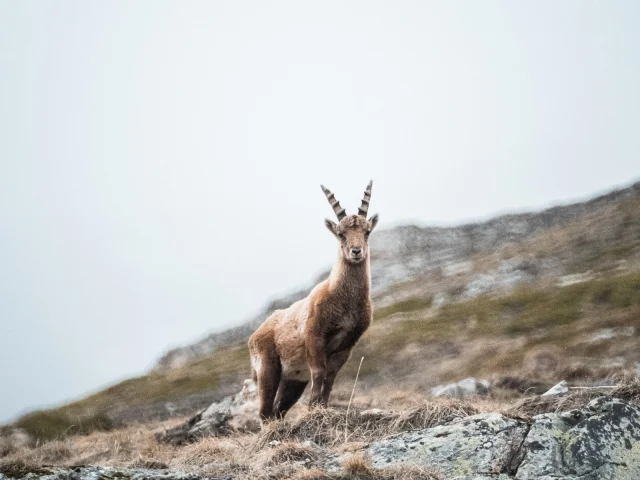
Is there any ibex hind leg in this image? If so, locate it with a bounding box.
[254,354,282,422]
[274,380,308,419]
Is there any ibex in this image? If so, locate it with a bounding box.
[248,181,379,421]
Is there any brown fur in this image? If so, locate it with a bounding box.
[249,186,379,422]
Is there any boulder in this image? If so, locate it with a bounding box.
[541,380,569,397]
[366,397,640,480]
[156,379,259,444]
[516,397,640,479]
[367,413,528,479]
[431,377,490,398]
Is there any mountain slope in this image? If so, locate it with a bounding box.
[158,181,640,368]
[10,181,640,440]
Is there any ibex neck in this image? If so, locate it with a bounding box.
[328,256,371,297]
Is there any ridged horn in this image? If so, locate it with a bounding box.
[320,184,346,220]
[357,180,373,217]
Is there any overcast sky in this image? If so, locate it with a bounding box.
[1,1,639,422]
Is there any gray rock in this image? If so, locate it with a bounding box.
[515,411,582,479]
[0,466,203,480]
[516,397,640,479]
[431,377,490,398]
[156,379,259,444]
[366,398,640,480]
[564,397,640,479]
[541,380,569,396]
[367,413,528,479]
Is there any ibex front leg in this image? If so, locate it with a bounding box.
[319,349,351,405]
[307,336,328,407]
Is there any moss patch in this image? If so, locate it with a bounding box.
[374,296,433,320]
[14,410,113,442]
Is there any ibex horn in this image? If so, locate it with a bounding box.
[357,180,373,217]
[320,185,346,221]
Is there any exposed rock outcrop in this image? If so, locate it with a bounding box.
[156,379,260,445]
[367,412,528,478]
[516,397,640,480]
[364,397,640,480]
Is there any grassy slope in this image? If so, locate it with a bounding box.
[14,345,250,440]
[14,270,640,441]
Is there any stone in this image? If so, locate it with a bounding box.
[564,397,640,479]
[0,466,202,480]
[516,397,640,479]
[431,377,490,398]
[364,397,640,480]
[541,380,568,396]
[156,379,260,444]
[515,411,580,479]
[367,413,528,479]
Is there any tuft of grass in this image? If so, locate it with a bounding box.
[343,454,373,476]
[505,379,640,419]
[256,401,478,448]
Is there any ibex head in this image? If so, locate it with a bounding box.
[321,181,379,264]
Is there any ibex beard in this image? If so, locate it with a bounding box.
[248,181,379,422]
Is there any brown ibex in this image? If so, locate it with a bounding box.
[248,181,379,421]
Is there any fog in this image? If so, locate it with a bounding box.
[1,1,639,421]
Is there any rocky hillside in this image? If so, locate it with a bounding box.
[158,181,640,369]
[7,181,640,440]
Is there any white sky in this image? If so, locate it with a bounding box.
[1,1,639,422]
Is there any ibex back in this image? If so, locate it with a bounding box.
[248,181,379,422]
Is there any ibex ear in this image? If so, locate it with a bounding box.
[324,218,338,236]
[368,213,379,232]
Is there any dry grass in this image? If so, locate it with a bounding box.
[255,400,480,449]
[503,379,640,419]
[0,419,189,476]
[255,441,319,468]
[0,397,479,479]
[5,382,640,479]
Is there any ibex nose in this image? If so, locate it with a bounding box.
[351,248,362,256]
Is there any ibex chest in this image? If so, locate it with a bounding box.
[325,312,365,353]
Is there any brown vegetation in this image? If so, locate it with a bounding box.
[4,382,640,479]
